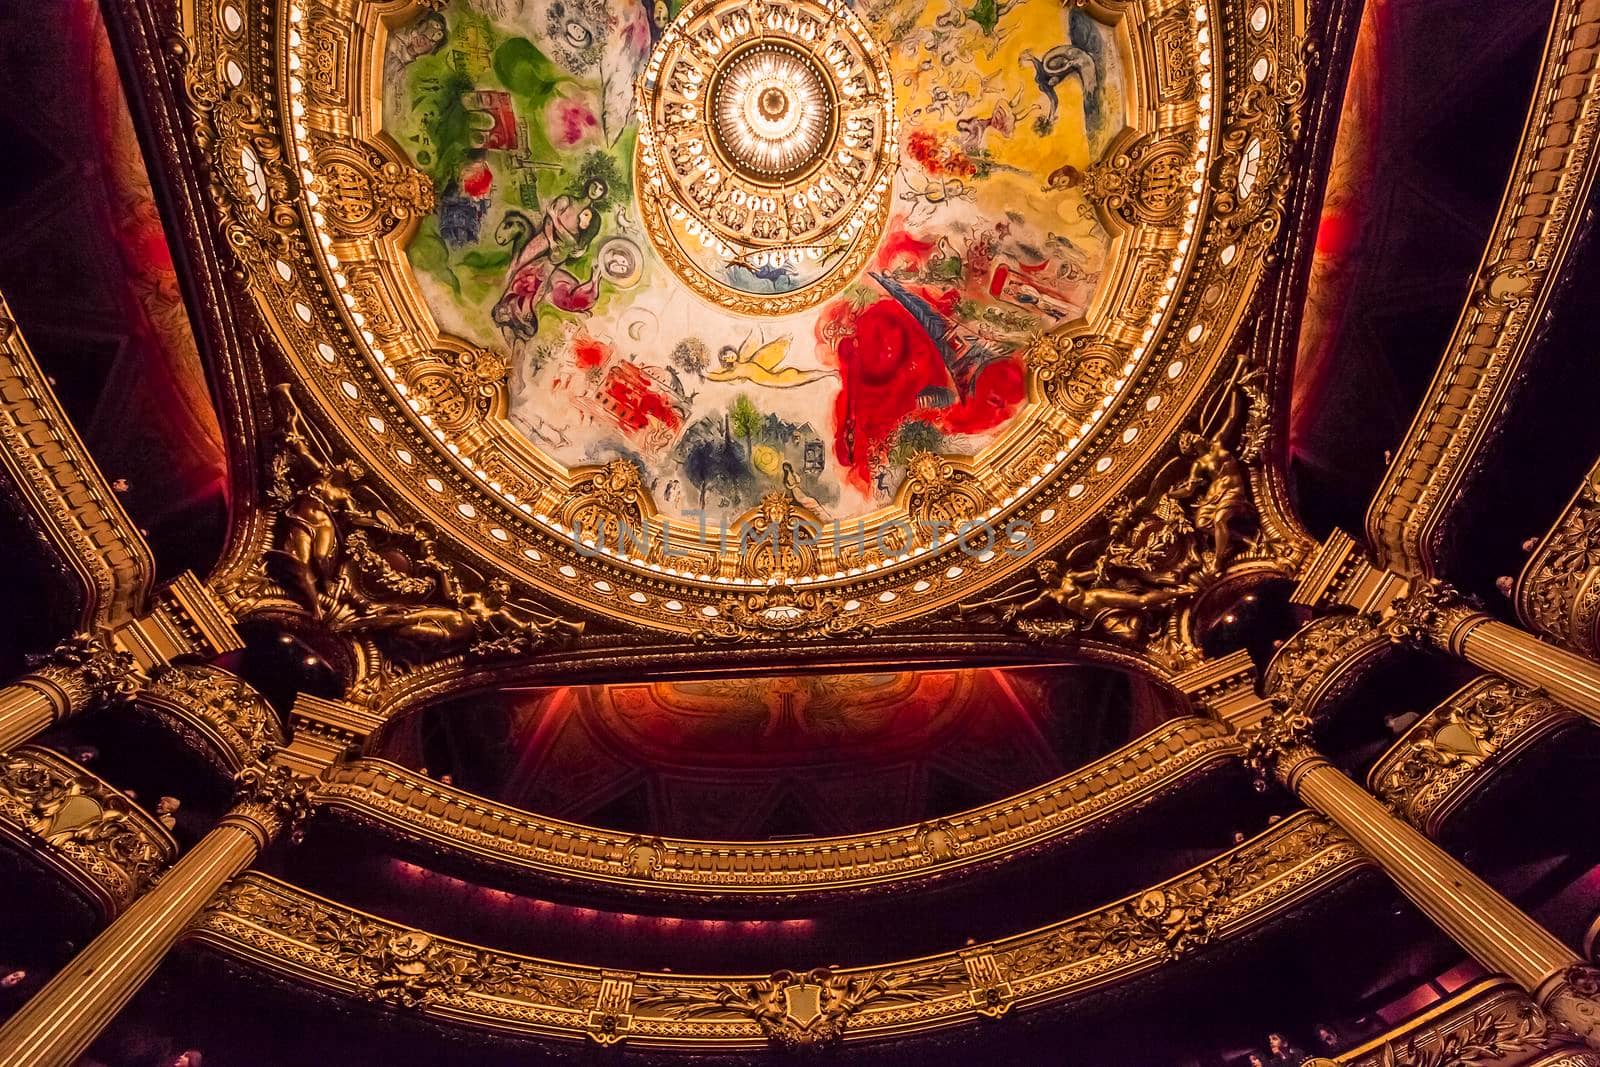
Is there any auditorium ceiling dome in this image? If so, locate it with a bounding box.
[1,0,1599,1061]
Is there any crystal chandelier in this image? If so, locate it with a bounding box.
[635,0,897,312]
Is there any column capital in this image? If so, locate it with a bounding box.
[21,633,143,716]
[1239,700,1324,789]
[225,762,313,846]
[1380,578,1488,653]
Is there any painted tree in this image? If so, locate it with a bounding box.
[730,395,762,461]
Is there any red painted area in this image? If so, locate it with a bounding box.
[461,159,494,198]
[572,334,609,369]
[905,129,976,179]
[874,228,937,272]
[823,289,1025,491]
[602,362,682,433]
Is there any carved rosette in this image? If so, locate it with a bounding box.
[1381,579,1485,651]
[0,747,175,913]
[23,632,142,714]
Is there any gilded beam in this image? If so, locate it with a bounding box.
[0,293,154,628]
[1365,0,1600,577]
[315,716,1239,897]
[186,812,1362,1050]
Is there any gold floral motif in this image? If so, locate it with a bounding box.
[312,139,434,240]
[1381,579,1483,650]
[902,452,993,527]
[1073,132,1194,228]
[1518,464,1600,655]
[555,460,649,546]
[962,358,1277,669]
[1261,612,1384,712]
[1026,333,1120,414]
[637,964,967,1049]
[731,492,823,580]
[189,814,1360,1047]
[25,632,143,711]
[138,664,284,770]
[234,384,582,690]
[697,586,872,643]
[1238,699,1316,785]
[1344,982,1572,1067]
[403,347,508,433]
[0,747,174,912]
[183,68,299,277]
[1372,678,1573,833]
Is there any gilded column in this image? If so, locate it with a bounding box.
[1385,579,1600,724]
[1243,706,1600,1048]
[0,633,141,754]
[0,764,309,1067]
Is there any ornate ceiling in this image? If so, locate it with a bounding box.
[172,0,1328,696]
[13,0,1600,1060]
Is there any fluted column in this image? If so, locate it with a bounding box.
[1385,579,1600,725]
[1244,707,1600,1048]
[0,764,309,1067]
[0,634,141,753]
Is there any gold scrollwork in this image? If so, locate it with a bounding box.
[0,747,175,912]
[312,138,434,240]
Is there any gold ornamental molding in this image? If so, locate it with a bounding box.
[0,746,176,917]
[1365,0,1600,578]
[315,715,1238,897]
[1517,458,1600,657]
[186,811,1363,1050]
[1369,676,1577,839]
[0,291,155,629]
[135,665,286,774]
[1332,977,1600,1067]
[156,0,1338,671]
[1261,610,1390,716]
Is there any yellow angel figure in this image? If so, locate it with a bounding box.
[706,332,838,388]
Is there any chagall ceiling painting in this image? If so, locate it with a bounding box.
[382,0,1125,523]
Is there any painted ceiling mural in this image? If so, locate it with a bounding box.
[187,0,1307,646]
[381,0,1125,523]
